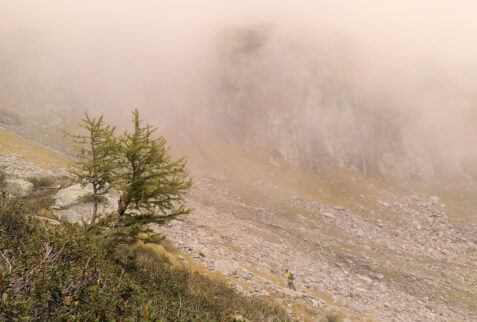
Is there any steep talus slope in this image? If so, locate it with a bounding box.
[157,157,476,321]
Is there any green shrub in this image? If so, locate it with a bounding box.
[0,194,287,321]
[28,176,56,190]
[326,313,344,322]
[0,170,6,188]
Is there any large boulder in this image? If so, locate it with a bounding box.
[214,260,239,276]
[53,184,92,209]
[4,178,34,197]
[52,184,118,224]
[54,202,117,224]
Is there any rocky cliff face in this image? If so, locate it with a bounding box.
[207,27,435,179]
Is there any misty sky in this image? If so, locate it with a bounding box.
[1,1,477,163]
[2,1,477,96]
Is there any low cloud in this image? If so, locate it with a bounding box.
[1,0,476,171]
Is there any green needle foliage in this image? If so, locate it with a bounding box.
[66,109,192,242]
[64,112,118,226]
[114,109,192,238]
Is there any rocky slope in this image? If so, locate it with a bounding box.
[1,145,475,321]
[1,101,477,321]
[157,171,477,321]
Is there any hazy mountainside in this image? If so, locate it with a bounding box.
[2,25,477,181]
[204,27,474,179]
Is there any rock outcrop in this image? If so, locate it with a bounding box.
[54,184,92,209]
[4,178,34,197]
[52,184,118,224]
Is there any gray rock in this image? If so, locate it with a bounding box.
[375,274,384,280]
[356,274,373,284]
[430,196,440,204]
[5,178,34,197]
[54,184,92,209]
[378,200,391,207]
[214,259,238,276]
[33,216,60,225]
[322,212,335,219]
[198,246,211,257]
[54,204,91,224]
[310,298,325,308]
[52,184,118,224]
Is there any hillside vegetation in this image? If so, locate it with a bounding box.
[0,187,287,321]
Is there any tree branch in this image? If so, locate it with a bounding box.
[0,250,12,274]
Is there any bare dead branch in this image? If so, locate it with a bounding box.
[44,243,52,260]
[177,291,182,318]
[0,250,12,274]
[49,245,66,263]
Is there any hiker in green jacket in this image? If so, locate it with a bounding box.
[284,268,296,291]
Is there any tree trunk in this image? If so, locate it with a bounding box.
[90,184,98,226]
[115,197,127,228]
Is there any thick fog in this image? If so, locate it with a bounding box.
[1,0,477,174]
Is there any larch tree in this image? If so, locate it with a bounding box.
[65,112,118,226]
[113,109,192,240]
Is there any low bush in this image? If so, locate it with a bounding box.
[28,176,56,190]
[326,313,344,322]
[0,170,6,189]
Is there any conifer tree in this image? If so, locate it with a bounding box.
[114,109,192,235]
[65,112,118,226]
